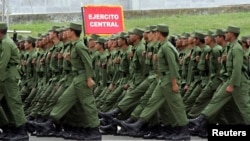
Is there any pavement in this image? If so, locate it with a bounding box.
[29,135,207,141]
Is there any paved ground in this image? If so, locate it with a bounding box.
[29,135,207,141]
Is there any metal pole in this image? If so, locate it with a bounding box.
[2,0,5,22]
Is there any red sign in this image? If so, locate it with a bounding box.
[82,5,124,35]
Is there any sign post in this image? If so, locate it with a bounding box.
[82,5,124,35]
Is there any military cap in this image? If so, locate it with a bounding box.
[69,22,82,31]
[48,25,60,32]
[0,22,7,30]
[145,25,157,33]
[131,27,144,37]
[111,34,119,40]
[155,24,169,33]
[26,36,36,43]
[193,31,205,40]
[216,29,226,36]
[144,26,151,33]
[95,37,106,44]
[241,36,248,42]
[89,34,100,41]
[205,30,215,37]
[245,35,250,39]
[180,33,190,39]
[118,32,128,39]
[37,33,42,37]
[225,26,240,34]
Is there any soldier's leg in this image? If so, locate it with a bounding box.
[182,79,200,103]
[184,83,203,113]
[188,78,222,118]
[118,77,153,114]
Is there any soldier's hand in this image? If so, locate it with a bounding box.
[116,57,121,64]
[87,77,95,88]
[48,52,52,58]
[195,56,200,62]
[205,54,209,60]
[142,50,146,57]
[172,83,179,93]
[184,85,189,91]
[58,52,63,59]
[102,63,107,69]
[123,84,129,90]
[109,83,115,91]
[54,52,59,58]
[153,54,158,61]
[186,53,191,58]
[32,59,37,65]
[147,52,153,59]
[128,51,134,60]
[179,58,183,65]
[217,57,221,64]
[65,52,70,61]
[222,54,227,61]
[226,85,234,93]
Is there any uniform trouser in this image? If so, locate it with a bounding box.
[94,85,105,98]
[131,78,157,119]
[30,80,57,116]
[0,77,26,127]
[95,87,108,109]
[117,77,153,113]
[101,85,124,112]
[0,94,9,127]
[139,77,188,127]
[188,77,222,118]
[185,77,209,113]
[202,77,250,124]
[50,74,100,128]
[182,78,201,103]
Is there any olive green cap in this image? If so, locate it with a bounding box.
[131,27,144,37]
[155,24,169,32]
[145,25,157,32]
[69,22,82,31]
[118,32,128,39]
[89,34,100,41]
[48,25,60,32]
[0,22,7,30]
[205,30,215,37]
[26,36,36,43]
[193,31,205,40]
[95,37,106,44]
[241,36,248,42]
[225,25,240,34]
[216,28,226,36]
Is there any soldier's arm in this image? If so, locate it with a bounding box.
[0,42,11,72]
[229,48,243,87]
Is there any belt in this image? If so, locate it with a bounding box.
[73,70,86,76]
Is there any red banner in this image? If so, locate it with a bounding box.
[82,5,124,35]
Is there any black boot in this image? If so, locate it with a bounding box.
[171,126,190,141]
[7,125,29,141]
[189,114,207,129]
[99,108,120,119]
[155,125,173,140]
[100,124,117,135]
[99,118,108,126]
[35,118,55,136]
[120,119,145,132]
[84,127,102,141]
[0,125,13,140]
[143,125,160,139]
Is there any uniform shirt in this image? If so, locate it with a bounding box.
[0,35,20,81]
[157,38,180,81]
[226,39,244,87]
[70,38,94,79]
[209,44,222,78]
[50,41,63,73]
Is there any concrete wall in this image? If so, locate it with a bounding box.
[7,4,250,24]
[5,0,250,14]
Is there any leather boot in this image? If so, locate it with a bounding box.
[99,108,120,119]
[121,119,145,132]
[143,125,160,139]
[156,125,173,140]
[8,125,29,141]
[84,127,102,141]
[171,126,191,141]
[189,114,206,129]
[0,125,13,140]
[100,124,117,135]
[99,118,108,126]
[35,118,55,136]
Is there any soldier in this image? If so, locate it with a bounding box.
[190,26,250,134]
[120,24,190,140]
[36,23,101,140]
[0,22,29,141]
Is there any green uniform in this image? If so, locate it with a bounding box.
[188,44,222,118]
[0,34,26,127]
[202,39,250,124]
[50,38,100,128]
[139,38,188,127]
